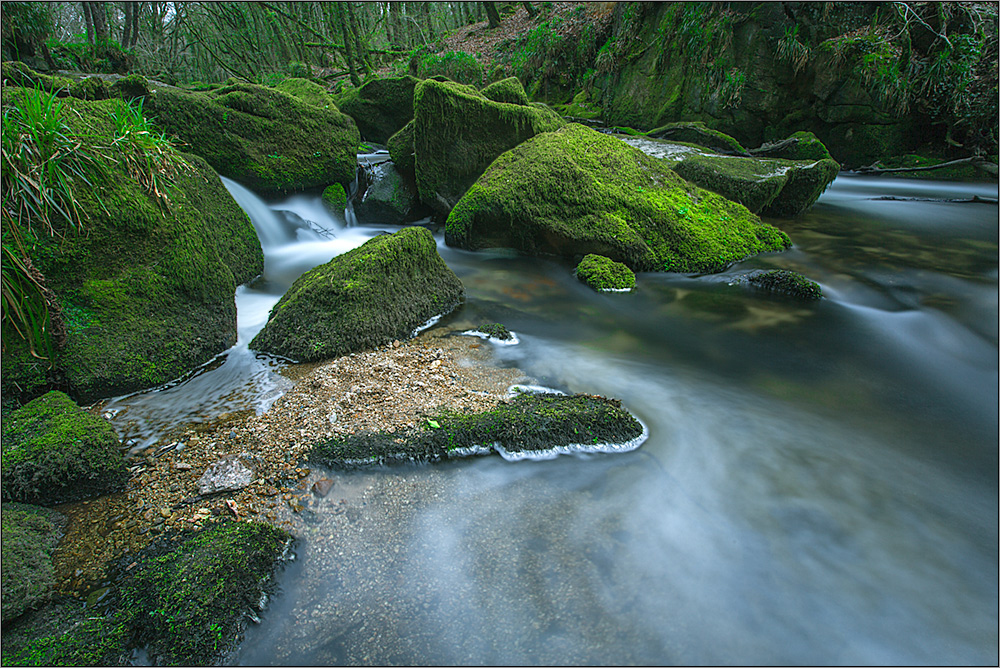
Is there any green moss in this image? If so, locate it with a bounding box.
[555,90,603,120]
[387,119,416,174]
[672,154,790,213]
[416,51,484,87]
[481,77,530,106]
[761,158,841,217]
[752,131,834,162]
[0,61,74,94]
[144,82,359,194]
[576,254,636,291]
[446,124,790,274]
[109,73,152,101]
[334,76,419,144]
[474,323,513,340]
[743,269,823,300]
[275,77,336,109]
[647,121,747,154]
[251,227,464,362]
[321,183,348,213]
[67,76,109,101]
[413,78,566,213]
[1,391,127,505]
[0,598,131,667]
[309,392,644,467]
[0,504,65,622]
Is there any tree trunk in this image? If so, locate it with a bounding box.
[345,2,368,74]
[336,4,360,86]
[83,2,94,44]
[87,1,109,42]
[522,2,537,18]
[483,2,501,28]
[388,2,403,50]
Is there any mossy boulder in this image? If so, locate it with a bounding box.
[310,392,644,467]
[356,161,421,224]
[251,227,464,362]
[144,81,359,194]
[647,122,747,155]
[275,77,336,108]
[751,131,834,162]
[446,123,791,273]
[672,154,840,216]
[0,521,290,667]
[1,391,128,505]
[576,254,636,291]
[1,504,65,622]
[415,50,484,87]
[321,183,348,213]
[472,323,513,341]
[335,75,419,144]
[741,269,823,300]
[481,77,530,106]
[388,118,416,174]
[1,88,264,403]
[413,78,566,214]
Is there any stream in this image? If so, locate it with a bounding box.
[104,167,997,664]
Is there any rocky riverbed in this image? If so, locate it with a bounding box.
[53,326,528,595]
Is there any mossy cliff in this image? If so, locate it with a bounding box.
[251,227,464,362]
[1,503,65,623]
[1,391,128,505]
[413,78,565,214]
[445,123,790,273]
[1,85,264,404]
[335,75,419,144]
[144,78,359,194]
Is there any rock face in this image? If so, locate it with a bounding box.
[387,119,416,174]
[576,254,636,291]
[1,392,128,505]
[445,123,790,273]
[413,78,565,214]
[0,503,65,622]
[197,455,257,495]
[356,161,421,224]
[335,75,419,144]
[1,84,264,403]
[144,78,359,194]
[251,227,464,362]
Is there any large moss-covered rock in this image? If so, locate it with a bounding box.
[1,391,127,505]
[251,227,464,362]
[0,521,290,667]
[335,75,419,144]
[750,131,834,161]
[0,504,65,622]
[446,123,791,273]
[275,77,337,109]
[145,81,359,194]
[481,77,530,106]
[413,79,566,213]
[672,154,840,216]
[0,88,264,403]
[387,118,416,174]
[647,121,747,154]
[356,161,421,224]
[576,254,636,292]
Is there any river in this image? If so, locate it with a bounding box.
[104,166,998,664]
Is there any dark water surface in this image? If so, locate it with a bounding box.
[107,173,998,664]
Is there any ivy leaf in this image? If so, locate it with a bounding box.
[427,419,440,429]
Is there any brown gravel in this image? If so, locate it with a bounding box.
[52,326,529,595]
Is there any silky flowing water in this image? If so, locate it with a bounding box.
[103,170,997,664]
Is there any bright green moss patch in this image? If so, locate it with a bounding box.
[413,78,566,213]
[309,392,644,467]
[0,504,65,622]
[742,269,823,300]
[1,391,127,505]
[648,121,747,154]
[576,254,636,291]
[416,51,484,86]
[322,182,348,213]
[335,76,419,144]
[481,77,530,106]
[275,77,336,109]
[474,323,513,340]
[250,227,464,362]
[388,119,416,173]
[145,82,359,194]
[446,123,790,273]
[0,598,131,667]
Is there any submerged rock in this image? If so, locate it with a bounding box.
[576,254,637,292]
[1,392,128,505]
[738,269,823,300]
[446,123,790,273]
[197,454,257,495]
[251,227,464,362]
[335,75,419,144]
[309,392,645,467]
[413,78,565,213]
[0,504,65,623]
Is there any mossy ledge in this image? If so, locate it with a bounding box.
[446,123,791,273]
[1,391,128,505]
[309,392,645,468]
[0,520,291,667]
[576,254,636,292]
[250,227,464,362]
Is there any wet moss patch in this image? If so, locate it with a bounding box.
[275,77,337,109]
[335,75,419,144]
[751,131,834,162]
[309,392,644,467]
[481,77,530,106]
[321,183,348,213]
[741,269,823,300]
[1,503,66,623]
[576,254,636,291]
[648,121,747,154]
[0,597,131,667]
[1,391,128,505]
[446,123,790,273]
[250,227,464,362]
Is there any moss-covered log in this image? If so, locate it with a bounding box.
[446,123,791,273]
[251,227,464,362]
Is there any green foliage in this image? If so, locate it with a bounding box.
[310,392,644,467]
[575,254,636,291]
[416,50,484,86]
[46,38,131,75]
[108,97,188,205]
[0,503,64,623]
[250,227,464,362]
[0,391,128,505]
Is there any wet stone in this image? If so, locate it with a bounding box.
[313,478,335,497]
[197,455,256,495]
